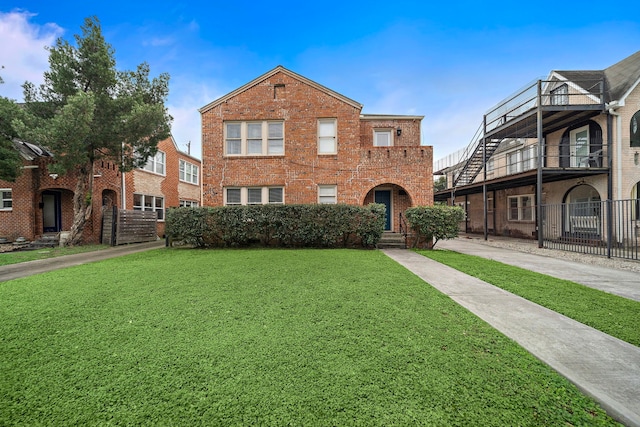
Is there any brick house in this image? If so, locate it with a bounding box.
[123,135,201,238]
[0,135,201,244]
[434,50,640,259]
[199,66,432,232]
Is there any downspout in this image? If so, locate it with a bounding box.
[608,101,622,255]
[607,101,622,200]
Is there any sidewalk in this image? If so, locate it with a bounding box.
[438,237,640,301]
[382,246,640,427]
[0,240,165,282]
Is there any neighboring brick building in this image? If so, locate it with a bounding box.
[123,135,201,237]
[199,66,433,232]
[0,135,201,244]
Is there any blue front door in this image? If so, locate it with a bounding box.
[374,190,392,231]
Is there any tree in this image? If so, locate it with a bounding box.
[0,96,25,182]
[405,205,466,249]
[20,16,171,245]
[434,176,447,192]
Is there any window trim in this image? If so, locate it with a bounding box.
[507,194,535,222]
[551,83,569,105]
[317,118,337,155]
[631,111,640,148]
[373,129,393,147]
[133,193,165,221]
[318,185,337,204]
[224,121,284,156]
[1,189,12,211]
[570,125,590,167]
[179,159,199,185]
[179,200,199,208]
[224,186,285,206]
[142,151,166,176]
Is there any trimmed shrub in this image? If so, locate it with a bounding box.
[405,205,466,249]
[166,203,385,249]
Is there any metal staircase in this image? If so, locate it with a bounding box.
[452,124,502,187]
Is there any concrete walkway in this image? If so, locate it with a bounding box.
[438,237,640,302]
[0,240,165,282]
[382,248,640,427]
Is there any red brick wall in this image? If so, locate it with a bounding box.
[1,158,121,243]
[201,70,433,232]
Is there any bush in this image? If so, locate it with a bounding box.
[405,205,465,249]
[166,204,386,249]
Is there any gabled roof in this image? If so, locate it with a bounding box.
[604,50,640,101]
[199,66,363,114]
[553,50,640,103]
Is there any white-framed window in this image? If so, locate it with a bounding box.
[551,83,569,105]
[570,125,590,167]
[374,129,392,147]
[507,146,536,174]
[179,159,199,185]
[133,194,165,220]
[1,189,12,210]
[507,195,534,221]
[318,185,337,204]
[224,121,284,156]
[318,119,337,154]
[179,200,199,208]
[486,158,495,176]
[224,187,284,206]
[142,151,166,175]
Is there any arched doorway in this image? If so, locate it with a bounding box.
[363,184,413,232]
[563,184,602,238]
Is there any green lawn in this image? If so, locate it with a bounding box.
[0,244,108,266]
[0,249,620,426]
[417,249,640,347]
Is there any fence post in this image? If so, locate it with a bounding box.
[110,206,118,246]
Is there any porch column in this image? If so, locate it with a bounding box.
[536,80,544,248]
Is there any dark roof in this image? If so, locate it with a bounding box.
[554,50,640,103]
[604,50,640,101]
[12,139,54,160]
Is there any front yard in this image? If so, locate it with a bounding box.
[0,249,619,425]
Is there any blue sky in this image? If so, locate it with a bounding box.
[1,1,639,161]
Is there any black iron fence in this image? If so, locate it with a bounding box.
[541,199,639,260]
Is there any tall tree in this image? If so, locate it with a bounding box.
[0,95,24,182]
[20,16,172,245]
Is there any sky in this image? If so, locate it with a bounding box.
[1,1,639,162]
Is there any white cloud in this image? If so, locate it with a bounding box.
[0,10,63,100]
[167,78,225,159]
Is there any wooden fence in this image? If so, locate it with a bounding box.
[102,207,158,246]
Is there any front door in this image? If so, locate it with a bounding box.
[42,191,62,233]
[374,190,392,231]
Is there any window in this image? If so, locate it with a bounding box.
[1,189,12,210]
[225,121,284,156]
[179,160,199,184]
[142,151,166,175]
[318,119,337,154]
[374,130,392,147]
[631,111,640,147]
[133,194,165,220]
[225,188,242,205]
[179,200,199,208]
[551,83,569,105]
[570,125,589,167]
[318,185,337,204]
[507,195,534,221]
[507,146,536,174]
[224,187,284,205]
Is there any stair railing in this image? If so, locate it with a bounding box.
[399,212,409,248]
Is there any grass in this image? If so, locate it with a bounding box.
[417,249,640,347]
[0,244,108,266]
[0,248,621,426]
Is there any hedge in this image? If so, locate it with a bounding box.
[166,203,386,249]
